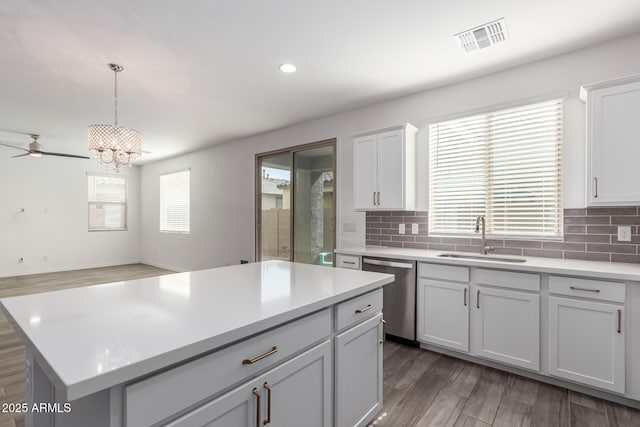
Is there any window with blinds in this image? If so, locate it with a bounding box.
[88,174,127,231]
[428,98,563,238]
[160,170,190,233]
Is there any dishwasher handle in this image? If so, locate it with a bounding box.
[363,258,414,269]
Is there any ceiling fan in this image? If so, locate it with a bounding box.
[0,134,90,159]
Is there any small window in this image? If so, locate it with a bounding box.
[428,98,563,238]
[160,170,190,233]
[88,174,127,231]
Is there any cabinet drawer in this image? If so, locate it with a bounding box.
[477,269,540,292]
[419,263,469,283]
[125,308,332,426]
[549,276,625,303]
[336,289,383,331]
[336,254,360,270]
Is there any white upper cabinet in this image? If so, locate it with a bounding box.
[352,124,418,210]
[581,74,640,205]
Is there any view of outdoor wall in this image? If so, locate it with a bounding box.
[258,143,335,265]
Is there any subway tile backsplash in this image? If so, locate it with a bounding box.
[365,207,640,264]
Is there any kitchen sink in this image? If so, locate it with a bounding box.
[438,253,526,263]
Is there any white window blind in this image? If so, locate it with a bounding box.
[88,174,127,231]
[160,170,190,233]
[429,99,563,238]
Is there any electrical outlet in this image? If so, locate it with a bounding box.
[398,223,405,234]
[618,226,632,242]
[412,223,419,234]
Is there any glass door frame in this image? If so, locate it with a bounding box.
[255,138,337,264]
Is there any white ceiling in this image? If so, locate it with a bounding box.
[1,0,640,162]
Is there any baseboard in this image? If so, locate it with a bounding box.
[140,260,188,273]
[0,260,144,279]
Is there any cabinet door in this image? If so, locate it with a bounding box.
[166,379,260,427]
[588,80,640,205]
[417,279,469,352]
[353,134,378,210]
[262,340,332,427]
[548,296,625,393]
[376,129,404,209]
[335,313,383,427]
[472,287,540,370]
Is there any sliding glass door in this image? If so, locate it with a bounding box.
[256,140,336,265]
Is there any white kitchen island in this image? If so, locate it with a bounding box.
[0,260,393,427]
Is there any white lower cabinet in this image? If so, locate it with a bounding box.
[472,286,540,371]
[548,296,625,393]
[335,313,384,427]
[417,278,469,352]
[166,377,260,427]
[168,341,332,427]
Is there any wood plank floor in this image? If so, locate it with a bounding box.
[0,264,174,427]
[2,265,639,427]
[370,341,640,427]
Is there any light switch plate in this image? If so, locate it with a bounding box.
[618,226,632,242]
[412,223,419,234]
[399,223,405,234]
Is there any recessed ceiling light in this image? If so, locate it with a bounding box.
[279,63,297,73]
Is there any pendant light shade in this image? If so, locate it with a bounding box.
[88,63,142,171]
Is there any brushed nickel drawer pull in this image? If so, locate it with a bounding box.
[570,286,600,293]
[253,388,261,427]
[373,191,376,206]
[464,288,468,306]
[617,309,622,334]
[343,261,356,265]
[377,191,381,206]
[380,318,386,344]
[355,304,373,314]
[243,346,278,365]
[263,382,272,425]
[476,290,480,309]
[593,177,598,198]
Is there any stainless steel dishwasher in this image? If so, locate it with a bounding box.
[362,257,417,345]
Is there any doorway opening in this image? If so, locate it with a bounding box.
[255,139,336,266]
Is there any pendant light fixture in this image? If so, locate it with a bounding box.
[88,63,142,171]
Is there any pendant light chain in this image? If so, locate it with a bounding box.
[114,68,118,127]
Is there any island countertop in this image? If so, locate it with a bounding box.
[0,260,393,401]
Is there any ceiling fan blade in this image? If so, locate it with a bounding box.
[11,153,30,158]
[40,151,90,159]
[0,142,29,152]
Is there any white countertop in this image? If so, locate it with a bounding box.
[336,247,640,282]
[0,261,393,401]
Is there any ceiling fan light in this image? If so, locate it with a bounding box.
[29,152,42,158]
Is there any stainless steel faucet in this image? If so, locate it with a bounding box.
[475,215,495,255]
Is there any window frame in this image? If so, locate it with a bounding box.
[427,95,565,240]
[159,168,191,234]
[87,173,128,232]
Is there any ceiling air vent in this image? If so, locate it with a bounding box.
[455,18,508,53]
